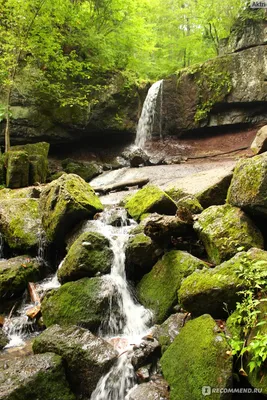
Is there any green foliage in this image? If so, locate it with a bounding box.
[229,252,267,374]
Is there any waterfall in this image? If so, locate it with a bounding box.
[135,80,163,149]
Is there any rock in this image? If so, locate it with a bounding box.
[165,187,189,202]
[176,195,203,214]
[0,256,43,299]
[40,173,103,243]
[152,313,191,353]
[143,213,193,246]
[194,204,263,264]
[5,151,29,188]
[125,185,177,221]
[0,197,41,251]
[178,248,267,318]
[0,328,8,349]
[227,152,267,218]
[41,277,111,332]
[122,147,149,167]
[161,314,232,400]
[251,126,267,154]
[33,324,118,397]
[61,158,102,182]
[126,376,170,400]
[131,337,161,370]
[137,251,207,324]
[125,233,163,281]
[57,231,113,284]
[0,352,75,400]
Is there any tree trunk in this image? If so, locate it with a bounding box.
[4,88,11,153]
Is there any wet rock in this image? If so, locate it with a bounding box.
[178,248,267,318]
[40,173,103,243]
[0,197,41,251]
[227,152,267,218]
[131,337,160,370]
[161,315,232,400]
[137,251,207,324]
[125,232,163,281]
[0,328,8,349]
[152,312,191,353]
[126,375,170,400]
[194,204,263,264]
[122,147,149,167]
[5,151,29,188]
[0,352,75,400]
[58,231,113,284]
[0,256,43,299]
[33,324,118,398]
[61,158,102,181]
[41,277,111,332]
[125,185,177,221]
[251,126,267,154]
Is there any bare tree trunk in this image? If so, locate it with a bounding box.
[4,86,12,153]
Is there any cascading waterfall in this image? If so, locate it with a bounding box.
[135,79,163,149]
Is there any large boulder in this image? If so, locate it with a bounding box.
[227,152,267,218]
[125,232,163,281]
[41,277,111,332]
[61,159,102,182]
[178,248,267,318]
[0,352,75,400]
[0,197,41,251]
[125,185,177,221]
[58,231,113,284]
[33,324,118,397]
[161,315,232,400]
[137,251,207,324]
[194,204,263,264]
[40,173,103,243]
[0,256,43,299]
[5,151,29,188]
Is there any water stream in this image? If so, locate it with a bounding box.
[135,80,163,149]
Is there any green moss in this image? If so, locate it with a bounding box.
[61,159,101,182]
[6,151,29,188]
[41,277,108,331]
[164,188,189,203]
[137,250,207,324]
[125,185,177,221]
[161,315,232,400]
[194,204,264,264]
[177,195,203,214]
[58,231,113,283]
[11,142,50,158]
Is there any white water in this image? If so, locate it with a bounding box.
[135,80,163,149]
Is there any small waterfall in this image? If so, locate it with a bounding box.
[135,79,163,149]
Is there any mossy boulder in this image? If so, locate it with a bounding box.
[125,185,177,221]
[40,173,103,243]
[61,159,102,182]
[11,142,50,158]
[0,352,75,400]
[194,204,263,264]
[5,151,29,188]
[0,197,41,251]
[33,324,118,397]
[176,195,203,214]
[178,248,267,318]
[137,250,208,324]
[41,277,110,332]
[57,231,113,284]
[0,328,8,349]
[0,256,43,299]
[125,233,163,281]
[161,314,232,400]
[227,152,267,218]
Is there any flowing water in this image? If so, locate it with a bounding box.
[135,80,163,149]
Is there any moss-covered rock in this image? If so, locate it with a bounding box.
[161,314,232,400]
[11,142,50,158]
[61,159,102,182]
[5,151,29,188]
[40,173,103,243]
[125,233,163,281]
[164,187,189,203]
[41,277,110,332]
[33,324,118,397]
[0,352,75,400]
[178,248,267,318]
[227,152,267,218]
[57,231,113,284]
[137,251,208,324]
[176,195,203,214]
[0,197,41,251]
[125,185,177,221]
[0,328,8,349]
[0,256,43,299]
[194,204,263,264]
